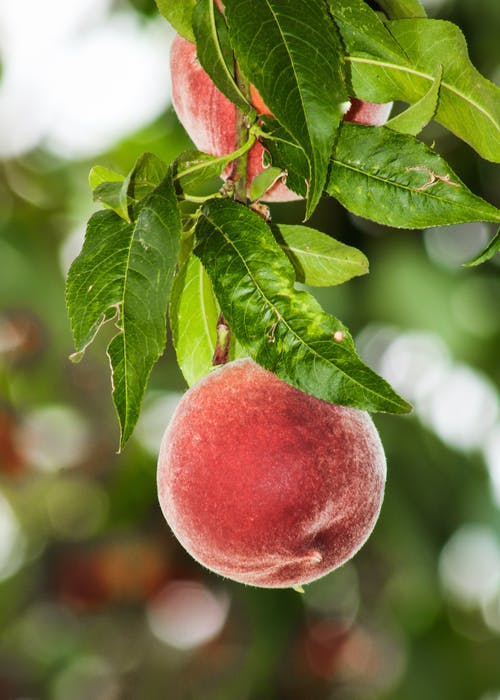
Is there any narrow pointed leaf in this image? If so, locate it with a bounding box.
[273,224,368,286]
[386,65,442,135]
[463,229,500,267]
[328,0,407,63]
[260,118,309,198]
[193,0,250,112]
[326,124,500,228]
[170,252,220,386]
[155,0,196,41]
[344,19,500,161]
[195,199,411,414]
[66,169,182,447]
[224,0,348,218]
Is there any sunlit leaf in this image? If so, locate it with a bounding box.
[66,170,182,448]
[154,0,196,41]
[375,0,426,19]
[326,124,500,228]
[343,19,500,161]
[385,65,442,136]
[273,224,369,286]
[195,198,411,414]
[328,0,407,63]
[170,252,220,386]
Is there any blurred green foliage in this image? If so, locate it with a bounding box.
[0,0,499,698]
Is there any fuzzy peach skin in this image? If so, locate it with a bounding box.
[170,34,392,203]
[157,359,386,588]
[170,33,299,202]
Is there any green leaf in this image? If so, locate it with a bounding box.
[154,0,196,41]
[326,123,500,228]
[173,149,231,195]
[463,229,500,267]
[89,166,125,191]
[224,0,348,218]
[193,0,250,112]
[66,169,182,448]
[260,118,309,198]
[89,166,128,221]
[385,65,442,136]
[195,198,411,414]
[273,224,368,286]
[327,0,407,63]
[89,154,168,223]
[375,0,426,19]
[126,152,167,202]
[92,182,129,222]
[344,19,500,161]
[249,167,284,202]
[170,251,220,386]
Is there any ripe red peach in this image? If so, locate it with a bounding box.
[170,34,392,202]
[344,97,394,127]
[157,359,386,588]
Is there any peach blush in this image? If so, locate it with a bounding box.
[170,34,302,202]
[344,98,393,126]
[157,359,387,588]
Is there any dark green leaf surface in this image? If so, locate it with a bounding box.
[193,0,250,112]
[259,117,309,198]
[126,153,167,202]
[66,170,181,447]
[343,19,500,161]
[224,0,348,218]
[326,124,500,228]
[328,0,407,63]
[274,224,368,286]
[154,0,196,41]
[195,199,410,414]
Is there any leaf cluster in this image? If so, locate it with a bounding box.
[67,0,500,447]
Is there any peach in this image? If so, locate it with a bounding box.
[170,34,392,202]
[157,359,386,588]
[170,33,299,202]
[343,98,394,127]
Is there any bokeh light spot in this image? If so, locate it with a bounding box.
[146,580,230,650]
[439,524,500,609]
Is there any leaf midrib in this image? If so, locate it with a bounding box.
[331,158,498,219]
[204,212,403,410]
[346,55,499,131]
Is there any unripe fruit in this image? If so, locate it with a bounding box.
[157,359,386,588]
[170,34,392,202]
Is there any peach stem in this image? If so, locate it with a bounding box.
[232,59,252,203]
